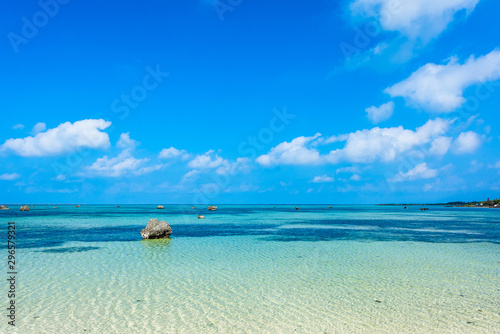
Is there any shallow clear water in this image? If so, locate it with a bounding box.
[1,205,499,333]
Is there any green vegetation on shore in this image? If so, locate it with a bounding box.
[453,198,500,207]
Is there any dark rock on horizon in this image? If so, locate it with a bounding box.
[140,219,172,239]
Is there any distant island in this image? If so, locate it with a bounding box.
[378,198,500,208]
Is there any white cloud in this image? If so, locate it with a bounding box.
[188,150,228,169]
[158,147,189,160]
[429,136,452,155]
[452,131,481,154]
[319,134,349,145]
[82,151,148,177]
[311,175,334,183]
[257,118,451,166]
[0,119,111,157]
[365,101,394,123]
[350,0,479,42]
[215,157,252,176]
[12,124,24,130]
[31,122,46,135]
[181,170,201,183]
[256,134,323,166]
[135,164,164,175]
[326,118,451,163]
[0,173,20,180]
[350,174,361,181]
[390,162,438,182]
[336,166,360,174]
[182,153,251,183]
[117,132,139,150]
[423,183,433,191]
[386,49,500,112]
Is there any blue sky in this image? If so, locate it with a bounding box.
[1,0,499,204]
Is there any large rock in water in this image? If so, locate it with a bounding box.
[140,219,172,239]
[157,205,164,209]
[0,205,9,210]
[20,205,29,211]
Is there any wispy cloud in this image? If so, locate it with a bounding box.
[311,175,334,183]
[350,0,479,43]
[31,122,46,135]
[389,162,438,182]
[0,173,20,180]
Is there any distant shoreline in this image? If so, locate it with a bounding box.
[377,203,500,208]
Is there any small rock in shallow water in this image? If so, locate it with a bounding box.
[375,300,382,303]
[140,218,172,239]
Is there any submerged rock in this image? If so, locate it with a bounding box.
[0,205,9,210]
[208,205,217,211]
[20,205,29,211]
[75,205,80,208]
[157,205,164,209]
[198,215,205,219]
[140,219,172,239]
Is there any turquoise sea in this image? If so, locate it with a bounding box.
[1,205,499,333]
